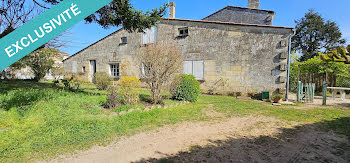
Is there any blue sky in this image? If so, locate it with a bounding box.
[59,0,350,55]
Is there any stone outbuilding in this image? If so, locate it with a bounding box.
[1,51,69,80]
[63,0,294,96]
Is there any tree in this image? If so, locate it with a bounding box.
[319,44,350,64]
[0,0,38,78]
[289,55,350,91]
[0,1,37,35]
[288,51,300,91]
[25,0,168,32]
[23,48,59,81]
[51,66,64,81]
[292,9,345,62]
[138,43,184,104]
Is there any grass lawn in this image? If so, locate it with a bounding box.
[0,80,350,162]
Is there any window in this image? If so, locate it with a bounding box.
[142,26,157,44]
[179,28,189,36]
[82,66,86,73]
[110,64,120,78]
[141,63,152,77]
[121,37,127,44]
[183,60,204,80]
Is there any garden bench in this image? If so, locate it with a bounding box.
[327,87,350,101]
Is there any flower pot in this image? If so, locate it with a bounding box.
[272,97,282,103]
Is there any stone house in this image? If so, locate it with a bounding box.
[63,0,294,95]
[1,51,69,80]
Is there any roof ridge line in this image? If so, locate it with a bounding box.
[161,18,293,29]
[202,5,275,20]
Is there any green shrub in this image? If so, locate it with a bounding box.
[173,74,200,102]
[272,93,283,99]
[93,72,112,90]
[119,77,140,105]
[169,74,182,97]
[106,86,119,108]
[61,74,81,92]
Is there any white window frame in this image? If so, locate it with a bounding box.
[109,64,120,78]
[183,60,204,80]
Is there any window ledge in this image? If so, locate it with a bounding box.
[141,43,155,47]
[176,35,189,39]
[111,77,120,81]
[197,79,205,83]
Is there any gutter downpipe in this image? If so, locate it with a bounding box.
[286,29,296,102]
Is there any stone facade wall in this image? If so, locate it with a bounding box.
[63,29,142,82]
[202,7,275,25]
[63,19,292,96]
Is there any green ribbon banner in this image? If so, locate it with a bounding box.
[0,0,112,71]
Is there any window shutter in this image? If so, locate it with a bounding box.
[154,26,158,42]
[142,26,157,44]
[183,61,193,75]
[108,65,112,76]
[151,26,157,43]
[193,61,204,80]
[142,30,149,44]
[148,28,153,43]
[141,64,145,76]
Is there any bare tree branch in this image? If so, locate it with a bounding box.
[32,0,50,9]
[138,43,183,104]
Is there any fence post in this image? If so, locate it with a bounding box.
[323,81,327,105]
[305,83,309,102]
[297,81,303,103]
[312,83,315,102]
[297,81,300,103]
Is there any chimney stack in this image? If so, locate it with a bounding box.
[248,0,259,9]
[170,2,176,19]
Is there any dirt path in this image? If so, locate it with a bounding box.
[45,116,349,163]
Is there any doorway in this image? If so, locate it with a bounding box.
[90,60,96,81]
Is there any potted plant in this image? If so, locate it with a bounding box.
[272,94,283,103]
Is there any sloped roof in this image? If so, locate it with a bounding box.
[202,5,275,20]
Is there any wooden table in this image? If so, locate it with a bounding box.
[327,87,350,101]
